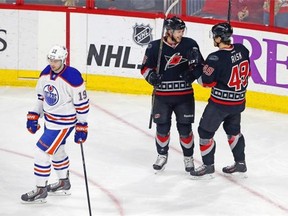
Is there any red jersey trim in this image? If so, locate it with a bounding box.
[210,96,245,105]
[156,90,193,96]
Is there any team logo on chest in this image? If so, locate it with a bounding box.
[164,52,187,70]
[43,84,59,106]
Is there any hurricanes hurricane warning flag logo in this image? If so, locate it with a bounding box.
[164,53,187,70]
[133,24,152,46]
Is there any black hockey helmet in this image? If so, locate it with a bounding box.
[164,16,186,30]
[211,22,233,42]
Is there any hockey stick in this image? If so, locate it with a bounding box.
[148,0,179,129]
[156,0,179,73]
[80,141,92,216]
[227,0,232,23]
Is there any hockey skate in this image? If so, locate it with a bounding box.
[47,177,71,196]
[184,156,194,172]
[190,164,215,179]
[153,154,168,173]
[222,161,247,178]
[21,186,48,204]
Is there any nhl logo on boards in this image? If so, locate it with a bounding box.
[133,24,152,46]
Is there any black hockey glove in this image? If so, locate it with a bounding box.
[180,69,195,84]
[147,70,162,86]
[187,47,203,67]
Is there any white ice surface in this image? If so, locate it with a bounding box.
[0,86,288,216]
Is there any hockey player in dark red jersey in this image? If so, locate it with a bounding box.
[141,16,204,172]
[190,22,250,178]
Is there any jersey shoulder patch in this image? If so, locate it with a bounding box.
[60,66,84,87]
[207,53,219,61]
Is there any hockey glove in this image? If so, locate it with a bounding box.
[187,47,203,67]
[147,70,162,86]
[74,122,88,144]
[180,70,195,84]
[27,112,40,134]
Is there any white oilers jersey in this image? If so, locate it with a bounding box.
[32,65,89,130]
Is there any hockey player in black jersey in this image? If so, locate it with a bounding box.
[141,16,204,172]
[190,22,250,178]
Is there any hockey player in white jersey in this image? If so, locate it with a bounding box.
[21,45,90,203]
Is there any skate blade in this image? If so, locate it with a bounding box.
[190,173,215,180]
[185,168,194,173]
[48,190,71,196]
[223,172,248,179]
[21,198,47,204]
[154,166,166,174]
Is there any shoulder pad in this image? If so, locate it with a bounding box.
[183,37,198,46]
[148,39,161,49]
[60,66,84,87]
[182,37,194,43]
[40,65,51,77]
[234,43,249,52]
